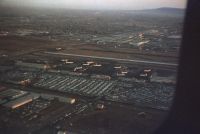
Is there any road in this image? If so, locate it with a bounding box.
[44,51,178,66]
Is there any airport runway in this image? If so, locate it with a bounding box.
[45,51,178,66]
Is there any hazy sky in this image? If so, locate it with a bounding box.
[1,0,187,10]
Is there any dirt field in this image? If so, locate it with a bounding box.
[0,36,178,64]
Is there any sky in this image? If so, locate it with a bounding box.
[1,0,187,10]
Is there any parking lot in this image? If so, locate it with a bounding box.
[106,81,174,110]
[33,74,116,97]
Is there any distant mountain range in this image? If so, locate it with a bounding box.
[141,7,185,16]
[152,7,184,13]
[0,5,185,17]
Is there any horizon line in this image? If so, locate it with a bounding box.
[0,5,186,11]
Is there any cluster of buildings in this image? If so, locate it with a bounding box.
[0,85,76,110]
[114,66,128,77]
[0,59,175,111]
[0,86,38,109]
[13,60,153,82]
[72,61,102,73]
[138,69,152,81]
[11,97,52,122]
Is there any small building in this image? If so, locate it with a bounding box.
[74,66,82,72]
[140,73,148,77]
[16,61,50,70]
[93,64,102,67]
[3,94,37,109]
[121,71,128,74]
[96,104,105,110]
[114,66,122,69]
[0,89,28,101]
[56,48,62,51]
[61,59,68,62]
[65,61,74,64]
[39,94,76,104]
[83,63,90,66]
[86,61,94,64]
[19,79,31,86]
[58,97,76,104]
[144,69,152,73]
